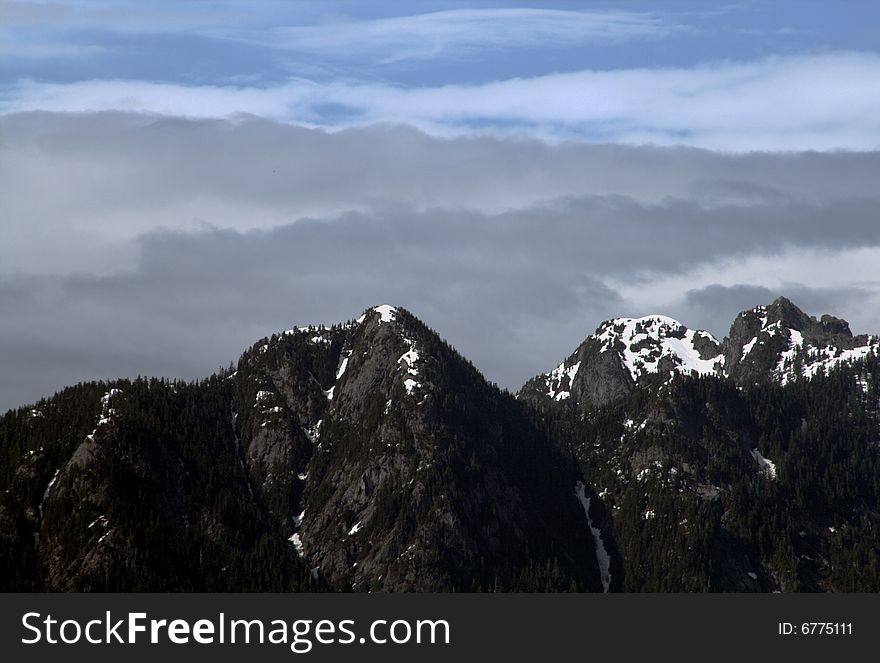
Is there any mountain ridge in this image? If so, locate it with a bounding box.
[520,296,879,410]
[2,299,879,592]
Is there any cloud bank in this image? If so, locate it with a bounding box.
[3,111,880,411]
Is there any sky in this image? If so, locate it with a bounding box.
[2,1,880,411]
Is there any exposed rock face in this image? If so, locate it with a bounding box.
[724,297,878,386]
[519,337,633,411]
[238,306,600,591]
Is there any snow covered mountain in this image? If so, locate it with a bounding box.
[521,315,725,409]
[521,297,879,410]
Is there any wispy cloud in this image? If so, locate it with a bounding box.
[252,8,677,64]
[0,5,676,61]
[5,51,880,151]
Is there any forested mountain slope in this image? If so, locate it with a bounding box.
[2,299,878,591]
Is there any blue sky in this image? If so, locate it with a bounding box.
[3,1,880,148]
[4,1,880,85]
[3,2,880,410]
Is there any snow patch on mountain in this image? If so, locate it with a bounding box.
[373,305,397,324]
[596,316,723,381]
[38,468,60,520]
[88,515,108,529]
[289,533,305,557]
[254,389,286,427]
[336,348,352,380]
[741,312,880,386]
[545,360,580,401]
[575,481,611,593]
[751,449,777,479]
[86,388,123,442]
[781,340,879,385]
[398,337,423,396]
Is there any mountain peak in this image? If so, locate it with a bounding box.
[594,315,723,383]
[357,304,400,326]
[742,297,852,340]
[520,313,724,409]
[724,298,871,385]
[232,302,601,591]
[762,297,814,332]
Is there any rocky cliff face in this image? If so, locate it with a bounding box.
[236,305,600,591]
[724,297,878,386]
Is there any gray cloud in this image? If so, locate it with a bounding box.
[3,112,880,411]
[4,112,880,277]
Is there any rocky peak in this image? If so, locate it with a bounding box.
[820,314,852,337]
[323,305,434,422]
[765,296,814,330]
[520,314,724,410]
[234,304,600,591]
[724,298,874,386]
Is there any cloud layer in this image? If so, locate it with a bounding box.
[5,51,880,151]
[3,111,880,411]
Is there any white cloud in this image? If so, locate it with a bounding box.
[0,5,673,64]
[5,51,880,151]
[255,8,675,63]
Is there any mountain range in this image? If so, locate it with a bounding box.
[2,297,879,592]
